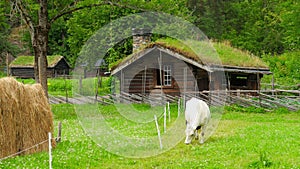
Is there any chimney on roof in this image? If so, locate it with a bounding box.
[132,28,152,53]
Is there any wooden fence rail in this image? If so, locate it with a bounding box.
[49,90,299,111]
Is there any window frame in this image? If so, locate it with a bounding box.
[154,64,173,88]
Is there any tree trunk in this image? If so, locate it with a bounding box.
[32,30,40,83]
[36,0,49,98]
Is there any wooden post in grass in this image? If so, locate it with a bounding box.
[95,69,101,102]
[178,98,180,117]
[56,122,62,143]
[154,115,163,149]
[164,106,166,133]
[167,102,170,122]
[48,132,52,169]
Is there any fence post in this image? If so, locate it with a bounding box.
[164,106,166,133]
[154,115,163,149]
[167,102,170,122]
[48,132,52,169]
[177,98,180,117]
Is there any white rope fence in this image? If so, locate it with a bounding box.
[154,101,183,149]
[0,132,54,169]
[1,101,183,166]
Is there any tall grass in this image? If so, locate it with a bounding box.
[13,77,112,97]
[0,104,299,168]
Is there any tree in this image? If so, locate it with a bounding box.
[9,0,191,97]
[0,1,19,66]
[66,0,192,67]
[8,0,142,97]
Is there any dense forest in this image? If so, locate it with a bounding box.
[0,0,299,86]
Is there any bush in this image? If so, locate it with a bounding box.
[262,51,300,87]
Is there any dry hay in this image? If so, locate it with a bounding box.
[0,77,55,159]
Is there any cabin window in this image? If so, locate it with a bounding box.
[155,65,172,87]
[164,65,172,86]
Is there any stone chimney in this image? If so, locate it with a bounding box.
[132,28,152,53]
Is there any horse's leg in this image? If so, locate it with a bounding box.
[199,125,206,144]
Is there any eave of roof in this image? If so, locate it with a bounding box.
[211,65,272,74]
[111,47,156,75]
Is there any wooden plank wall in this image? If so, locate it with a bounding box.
[120,49,202,96]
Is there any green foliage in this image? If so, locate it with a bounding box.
[48,17,71,62]
[188,0,299,55]
[262,50,300,86]
[66,0,193,67]
[0,71,5,77]
[0,1,19,58]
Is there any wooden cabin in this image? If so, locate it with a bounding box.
[10,55,70,78]
[110,31,271,97]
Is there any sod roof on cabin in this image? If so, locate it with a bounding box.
[111,38,268,72]
[154,38,268,68]
[10,55,67,68]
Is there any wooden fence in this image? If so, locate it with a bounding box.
[49,89,300,111]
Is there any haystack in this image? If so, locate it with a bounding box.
[0,77,55,159]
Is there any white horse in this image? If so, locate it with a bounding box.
[184,98,211,144]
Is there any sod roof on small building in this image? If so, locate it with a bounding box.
[111,38,269,73]
[10,55,69,68]
[154,38,268,68]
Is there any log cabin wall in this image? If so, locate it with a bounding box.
[10,68,35,78]
[210,71,227,91]
[10,59,70,78]
[119,48,199,96]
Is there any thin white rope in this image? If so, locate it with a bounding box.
[0,138,54,161]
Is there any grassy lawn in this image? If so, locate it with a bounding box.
[14,77,112,97]
[0,104,299,169]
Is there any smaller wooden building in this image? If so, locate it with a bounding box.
[79,59,109,78]
[10,55,70,78]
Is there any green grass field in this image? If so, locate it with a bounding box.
[14,77,112,97]
[0,104,299,169]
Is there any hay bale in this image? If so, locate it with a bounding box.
[0,77,55,159]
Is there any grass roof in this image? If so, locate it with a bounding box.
[111,38,269,71]
[155,38,268,68]
[10,55,64,67]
